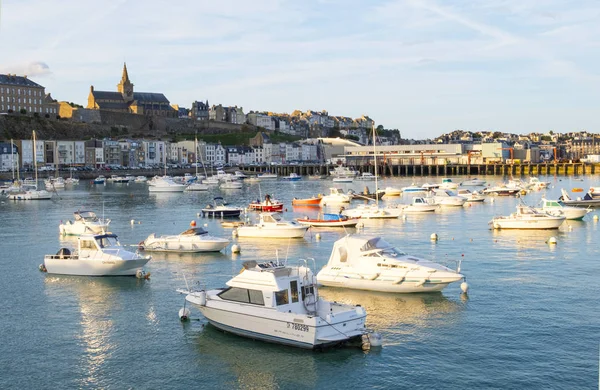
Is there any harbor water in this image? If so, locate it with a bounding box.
[0,175,598,389]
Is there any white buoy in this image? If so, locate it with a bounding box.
[204,223,208,227]
[130,219,135,225]
[232,229,238,237]
[179,307,190,321]
[594,215,599,221]
[315,233,321,240]
[460,281,469,293]
[402,215,407,220]
[430,233,438,241]
[548,236,557,245]
[197,212,201,217]
[231,244,241,253]
[368,332,383,348]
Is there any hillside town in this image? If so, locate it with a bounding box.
[1,64,600,172]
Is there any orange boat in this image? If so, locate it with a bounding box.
[572,188,584,192]
[292,196,321,206]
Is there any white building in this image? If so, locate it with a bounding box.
[142,141,166,166]
[285,143,301,162]
[0,142,18,172]
[205,143,226,166]
[301,144,318,161]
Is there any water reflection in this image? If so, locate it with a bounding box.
[318,288,463,330]
[43,276,149,387]
[190,325,321,389]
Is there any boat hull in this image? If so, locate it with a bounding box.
[317,274,454,293]
[292,198,321,206]
[490,219,565,229]
[296,218,359,227]
[236,226,308,238]
[142,238,228,253]
[202,209,242,218]
[148,185,186,192]
[248,203,284,212]
[43,256,150,276]
[59,222,109,236]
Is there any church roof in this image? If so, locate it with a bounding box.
[133,92,169,103]
[91,91,123,100]
[96,102,130,110]
[0,74,43,88]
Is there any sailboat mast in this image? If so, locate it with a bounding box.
[33,131,38,186]
[10,139,14,181]
[373,123,378,206]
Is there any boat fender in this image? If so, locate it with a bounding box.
[198,290,207,306]
[39,264,47,272]
[179,307,191,321]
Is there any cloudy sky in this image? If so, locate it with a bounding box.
[1,0,599,138]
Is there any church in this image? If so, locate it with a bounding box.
[86,63,176,117]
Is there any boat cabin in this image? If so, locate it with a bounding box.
[74,211,100,222]
[78,234,122,251]
[326,236,411,268]
[180,227,208,236]
[218,261,317,313]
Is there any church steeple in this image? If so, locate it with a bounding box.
[117,62,134,102]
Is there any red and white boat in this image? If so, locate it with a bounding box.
[248,197,284,212]
[292,196,321,206]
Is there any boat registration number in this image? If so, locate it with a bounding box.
[287,322,309,332]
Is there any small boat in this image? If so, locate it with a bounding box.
[296,213,360,227]
[456,189,485,203]
[428,189,467,207]
[347,188,386,201]
[59,211,111,236]
[234,171,249,179]
[460,178,486,186]
[220,178,243,189]
[202,197,243,218]
[537,198,592,220]
[93,175,106,184]
[7,185,52,200]
[281,173,302,181]
[401,197,438,213]
[185,181,209,191]
[558,188,600,208]
[258,173,278,180]
[148,176,187,192]
[342,203,402,219]
[140,227,229,253]
[45,177,65,190]
[529,177,551,190]
[489,205,565,229]
[439,177,459,190]
[382,187,402,196]
[482,185,520,196]
[572,188,584,192]
[307,174,325,180]
[248,195,284,212]
[355,172,376,181]
[292,196,322,206]
[178,260,371,349]
[65,177,80,185]
[135,176,148,183]
[421,183,439,191]
[221,221,246,228]
[236,213,308,238]
[401,184,426,194]
[316,235,465,293]
[41,233,151,276]
[320,188,351,205]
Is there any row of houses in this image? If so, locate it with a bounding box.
[0,136,320,172]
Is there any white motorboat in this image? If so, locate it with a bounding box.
[41,233,151,276]
[421,183,439,191]
[148,176,186,192]
[489,205,566,229]
[140,227,229,253]
[401,197,438,213]
[529,177,551,190]
[179,260,370,349]
[320,188,351,205]
[135,176,148,183]
[355,172,376,181]
[220,178,243,189]
[460,178,486,186]
[258,172,278,180]
[537,198,592,220]
[45,177,65,190]
[186,181,209,191]
[342,203,401,219]
[59,211,111,236]
[296,213,360,227]
[281,173,302,181]
[234,171,249,179]
[8,131,52,200]
[316,235,465,293]
[428,189,467,207]
[439,177,459,190]
[330,166,357,182]
[456,189,485,203]
[236,213,309,238]
[65,177,80,185]
[383,187,402,196]
[401,184,427,194]
[558,188,600,207]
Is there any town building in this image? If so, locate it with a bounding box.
[0,142,18,172]
[86,63,176,117]
[0,74,58,117]
[191,100,209,121]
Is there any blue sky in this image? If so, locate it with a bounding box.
[1,0,599,139]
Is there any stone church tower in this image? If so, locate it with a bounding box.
[117,63,134,103]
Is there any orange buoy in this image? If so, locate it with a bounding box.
[190,220,197,227]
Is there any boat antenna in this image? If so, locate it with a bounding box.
[284,238,291,265]
[372,123,379,207]
[276,249,279,265]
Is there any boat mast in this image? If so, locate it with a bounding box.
[33,131,38,188]
[372,123,378,207]
[10,139,14,181]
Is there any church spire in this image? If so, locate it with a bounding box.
[121,62,130,83]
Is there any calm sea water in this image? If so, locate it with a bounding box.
[0,175,598,389]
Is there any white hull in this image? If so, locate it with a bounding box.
[461,179,486,186]
[543,208,590,220]
[236,226,308,238]
[318,274,453,293]
[402,205,437,213]
[332,177,354,183]
[142,237,228,253]
[343,206,401,219]
[8,190,52,200]
[490,218,564,229]
[186,183,209,191]
[44,257,149,276]
[297,219,359,227]
[220,182,243,189]
[148,185,186,192]
[187,294,365,349]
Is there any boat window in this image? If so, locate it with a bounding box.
[248,289,265,305]
[301,285,314,301]
[290,281,299,303]
[338,247,347,262]
[97,236,119,248]
[218,287,250,303]
[80,239,95,249]
[275,290,289,306]
[263,214,277,223]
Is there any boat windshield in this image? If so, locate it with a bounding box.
[262,214,281,223]
[95,235,120,248]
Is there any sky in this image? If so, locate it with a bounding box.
[1,0,599,139]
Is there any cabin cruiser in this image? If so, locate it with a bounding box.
[330,166,357,183]
[401,184,427,194]
[202,197,243,218]
[489,205,565,229]
[529,177,550,190]
[421,183,439,191]
[45,177,65,190]
[482,184,521,196]
[148,176,186,192]
[316,235,465,293]
[234,171,249,179]
[342,203,402,219]
[281,173,302,181]
[59,211,111,236]
[140,227,229,252]
[401,197,438,213]
[537,198,591,220]
[456,189,485,203]
[320,188,351,205]
[257,172,278,180]
[558,189,600,208]
[41,233,151,276]
[356,172,376,181]
[428,189,467,207]
[236,213,309,238]
[460,178,486,187]
[178,260,370,349]
[439,178,459,190]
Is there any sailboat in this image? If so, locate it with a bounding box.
[45,142,65,190]
[8,131,52,200]
[186,137,209,191]
[148,145,186,193]
[342,125,401,219]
